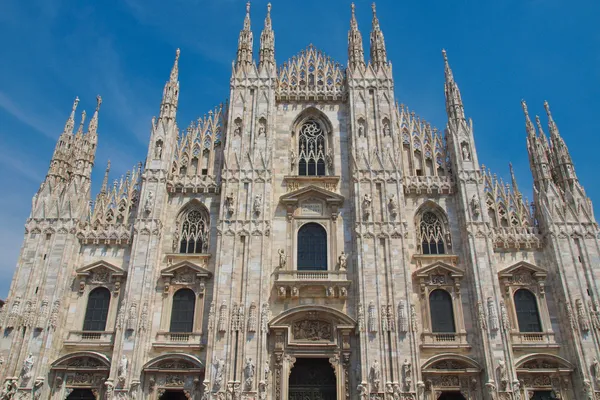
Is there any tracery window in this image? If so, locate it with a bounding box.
[429,289,456,333]
[179,209,208,254]
[298,120,326,176]
[297,223,327,271]
[418,211,448,255]
[83,287,110,332]
[514,289,542,333]
[170,288,196,333]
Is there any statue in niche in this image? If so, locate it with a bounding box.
[382,120,391,136]
[264,360,271,381]
[338,251,347,270]
[154,141,163,159]
[0,379,16,399]
[225,192,235,215]
[362,194,372,219]
[470,194,480,218]
[213,357,225,389]
[234,120,242,136]
[258,122,266,136]
[21,353,34,380]
[388,195,398,216]
[358,121,365,137]
[144,191,153,215]
[592,358,600,384]
[461,143,471,161]
[498,359,508,390]
[290,149,297,169]
[278,249,286,269]
[253,195,262,216]
[370,360,381,392]
[326,148,334,171]
[118,355,128,383]
[402,359,412,389]
[244,358,255,390]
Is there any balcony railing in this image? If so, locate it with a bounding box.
[153,332,205,349]
[64,331,115,347]
[510,331,558,348]
[274,270,351,299]
[421,332,469,349]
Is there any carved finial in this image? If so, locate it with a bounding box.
[96,95,102,111]
[509,162,520,195]
[72,97,80,112]
[170,48,180,81]
[521,99,529,117]
[64,96,80,134]
[101,160,111,194]
[76,110,86,135]
[543,100,551,118]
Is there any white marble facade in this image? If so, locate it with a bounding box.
[1,3,599,400]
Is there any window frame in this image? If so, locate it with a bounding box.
[429,289,456,333]
[169,288,197,333]
[173,202,210,254]
[82,287,111,332]
[415,208,451,256]
[296,222,328,271]
[513,288,543,333]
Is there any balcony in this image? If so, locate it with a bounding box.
[64,331,115,347]
[274,270,351,299]
[510,331,558,349]
[153,332,205,349]
[421,332,470,349]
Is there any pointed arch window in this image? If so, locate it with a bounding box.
[179,208,209,254]
[298,120,326,176]
[83,287,110,331]
[418,211,448,255]
[429,289,456,333]
[514,289,542,333]
[297,223,327,271]
[170,289,196,333]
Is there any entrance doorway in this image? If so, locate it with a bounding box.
[438,392,466,400]
[530,391,557,400]
[160,390,188,400]
[289,358,336,400]
[66,389,96,400]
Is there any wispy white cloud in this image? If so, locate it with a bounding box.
[0,91,59,139]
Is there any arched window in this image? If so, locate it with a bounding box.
[298,120,326,176]
[83,287,110,331]
[67,389,97,400]
[297,223,327,271]
[179,208,209,254]
[418,211,448,255]
[429,289,455,333]
[170,289,196,333]
[514,289,542,333]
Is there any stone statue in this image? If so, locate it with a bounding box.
[154,141,163,159]
[214,357,225,389]
[326,148,334,171]
[225,192,234,215]
[357,383,368,400]
[402,359,412,389]
[21,353,34,380]
[358,123,365,137]
[0,379,16,400]
[291,286,299,297]
[498,359,508,390]
[326,286,334,297]
[370,360,381,392]
[118,355,128,382]
[253,194,262,216]
[258,124,266,136]
[264,360,271,381]
[144,191,153,214]
[290,149,297,168]
[362,194,372,219]
[462,143,471,161]
[388,195,397,216]
[382,120,391,136]
[593,358,600,384]
[278,249,286,269]
[338,251,347,270]
[244,358,255,390]
[471,194,480,218]
[278,286,286,297]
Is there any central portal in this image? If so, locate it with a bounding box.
[289,358,337,400]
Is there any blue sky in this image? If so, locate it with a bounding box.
[0,0,598,298]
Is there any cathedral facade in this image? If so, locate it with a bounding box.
[1,3,599,400]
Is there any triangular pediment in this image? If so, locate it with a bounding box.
[415,261,464,279]
[279,185,344,206]
[498,261,546,279]
[76,260,125,278]
[161,261,212,279]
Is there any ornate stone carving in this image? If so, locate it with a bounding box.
[35,299,49,330]
[357,303,365,333]
[278,249,286,269]
[139,302,148,332]
[247,302,257,332]
[477,301,487,331]
[244,357,255,390]
[370,360,381,393]
[0,379,17,399]
[410,303,418,333]
[338,251,347,270]
[253,194,262,216]
[207,301,215,332]
[261,303,270,333]
[126,303,137,331]
[118,355,128,383]
[388,195,398,217]
[225,192,235,216]
[499,300,510,331]
[402,359,412,391]
[368,301,377,333]
[488,297,499,332]
[218,301,227,333]
[20,353,35,382]
[213,357,224,390]
[362,194,372,220]
[398,300,408,333]
[577,299,591,332]
[292,320,332,341]
[497,359,508,391]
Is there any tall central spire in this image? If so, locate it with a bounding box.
[369,3,387,69]
[348,3,365,70]
[259,3,275,70]
[236,2,254,68]
[442,50,465,123]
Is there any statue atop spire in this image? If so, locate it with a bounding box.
[87,95,102,135]
[236,1,254,68]
[442,50,465,123]
[369,3,387,69]
[509,162,520,197]
[75,110,86,137]
[259,3,275,70]
[348,3,365,70]
[170,48,180,82]
[64,97,80,135]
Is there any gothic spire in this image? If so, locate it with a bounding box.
[159,49,180,120]
[509,162,520,197]
[521,100,536,138]
[259,3,275,70]
[236,2,254,68]
[348,3,365,70]
[87,95,102,136]
[75,110,86,138]
[442,50,465,123]
[544,100,578,186]
[369,3,387,69]
[522,100,552,186]
[64,97,80,135]
[100,160,111,195]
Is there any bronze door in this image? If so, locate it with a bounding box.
[289,358,337,400]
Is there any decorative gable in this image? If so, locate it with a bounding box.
[76,261,126,295]
[161,261,212,295]
[280,185,344,221]
[414,261,465,296]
